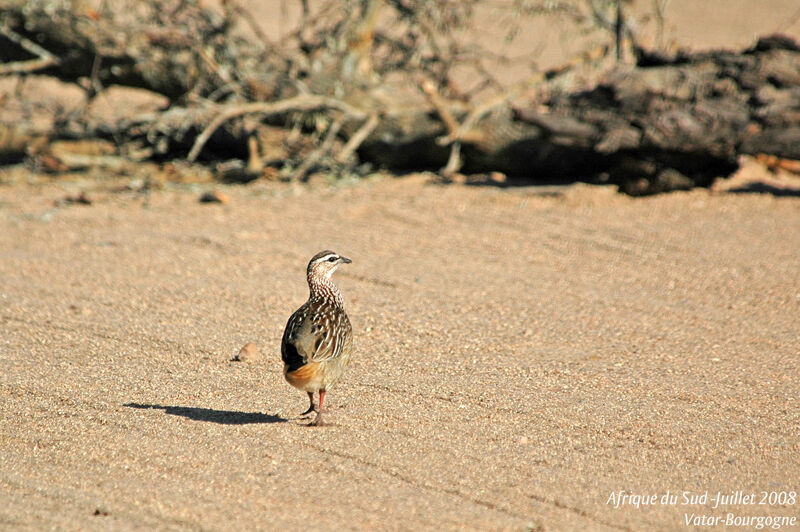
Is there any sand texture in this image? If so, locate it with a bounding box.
[0,174,798,530]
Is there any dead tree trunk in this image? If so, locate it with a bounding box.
[356,35,800,194]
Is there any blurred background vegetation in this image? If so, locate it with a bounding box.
[1,0,799,194]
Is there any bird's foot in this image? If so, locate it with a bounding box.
[300,404,317,416]
[299,391,316,416]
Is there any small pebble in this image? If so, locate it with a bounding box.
[199,191,229,204]
[489,171,507,184]
[233,342,260,362]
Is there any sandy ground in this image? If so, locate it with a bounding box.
[2,1,800,530]
[0,168,798,530]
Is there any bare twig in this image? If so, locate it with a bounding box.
[194,45,246,100]
[651,0,669,50]
[277,1,340,49]
[419,78,462,138]
[246,133,264,174]
[419,77,466,174]
[336,113,380,163]
[0,56,59,75]
[615,0,624,61]
[589,0,640,59]
[88,54,104,97]
[0,24,59,75]
[225,0,276,51]
[436,80,532,147]
[291,117,345,181]
[442,141,462,176]
[187,95,366,161]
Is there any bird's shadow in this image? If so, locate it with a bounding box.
[124,403,287,425]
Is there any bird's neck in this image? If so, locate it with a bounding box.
[307,274,344,307]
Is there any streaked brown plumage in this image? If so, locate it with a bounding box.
[281,250,353,425]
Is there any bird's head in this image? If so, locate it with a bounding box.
[307,250,352,280]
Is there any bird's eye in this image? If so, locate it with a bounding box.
[328,256,337,262]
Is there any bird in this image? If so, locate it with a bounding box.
[281,250,353,426]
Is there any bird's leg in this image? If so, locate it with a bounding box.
[300,391,316,416]
[313,389,326,426]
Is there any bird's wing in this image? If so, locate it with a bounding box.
[281,306,314,368]
[282,304,352,365]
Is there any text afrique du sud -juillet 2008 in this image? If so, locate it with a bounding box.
[606,489,797,529]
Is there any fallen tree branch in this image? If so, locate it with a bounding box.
[187,95,367,162]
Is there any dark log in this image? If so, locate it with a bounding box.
[356,35,800,194]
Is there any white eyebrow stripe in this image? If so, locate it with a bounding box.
[314,253,338,263]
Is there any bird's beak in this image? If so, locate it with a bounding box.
[340,256,352,264]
